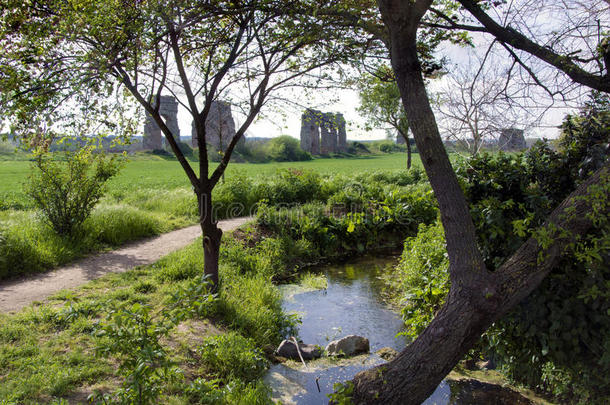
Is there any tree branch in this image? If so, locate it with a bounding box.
[458,0,610,93]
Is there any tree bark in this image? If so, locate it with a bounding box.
[398,129,412,169]
[199,191,222,290]
[406,137,412,169]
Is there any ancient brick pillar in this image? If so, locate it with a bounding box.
[143,95,180,149]
[320,112,337,154]
[335,113,347,152]
[192,101,236,151]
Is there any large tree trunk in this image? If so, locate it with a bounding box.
[351,147,609,405]
[401,131,412,169]
[199,191,222,290]
[349,1,610,403]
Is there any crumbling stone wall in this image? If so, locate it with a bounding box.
[192,101,236,151]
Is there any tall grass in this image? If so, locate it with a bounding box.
[0,225,297,403]
[0,206,171,279]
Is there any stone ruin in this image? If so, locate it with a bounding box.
[143,95,180,150]
[300,109,347,155]
[191,101,236,151]
[498,128,526,151]
[143,96,237,151]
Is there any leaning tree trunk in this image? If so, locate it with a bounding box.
[349,1,610,403]
[350,162,608,404]
[405,134,412,169]
[198,191,222,290]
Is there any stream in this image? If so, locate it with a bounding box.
[264,256,534,404]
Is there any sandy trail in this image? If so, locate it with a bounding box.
[0,216,252,313]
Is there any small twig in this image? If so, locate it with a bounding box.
[290,336,321,393]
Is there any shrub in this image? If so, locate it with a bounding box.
[263,135,311,162]
[347,141,370,154]
[396,96,608,402]
[393,222,448,339]
[25,147,121,236]
[255,169,322,205]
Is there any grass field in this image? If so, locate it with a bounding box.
[0,152,419,203]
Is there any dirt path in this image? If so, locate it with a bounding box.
[0,216,253,313]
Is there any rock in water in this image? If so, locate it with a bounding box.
[276,339,322,361]
[325,335,370,357]
[376,347,398,361]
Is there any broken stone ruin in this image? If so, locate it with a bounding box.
[143,95,180,150]
[191,100,236,151]
[498,128,526,151]
[300,109,347,155]
[142,96,237,151]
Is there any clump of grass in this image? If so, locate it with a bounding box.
[155,242,204,282]
[299,272,327,290]
[84,205,170,246]
[198,332,268,382]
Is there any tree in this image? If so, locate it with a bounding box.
[356,65,413,167]
[0,0,369,289]
[342,1,609,403]
[435,54,535,155]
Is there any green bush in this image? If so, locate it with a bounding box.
[198,332,268,382]
[394,222,448,339]
[254,169,323,205]
[25,147,121,235]
[263,135,311,162]
[257,180,437,259]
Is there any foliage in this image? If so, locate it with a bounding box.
[92,275,216,404]
[327,381,354,405]
[92,304,183,404]
[256,179,437,259]
[356,65,409,139]
[25,147,122,236]
[394,222,448,338]
[185,379,272,405]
